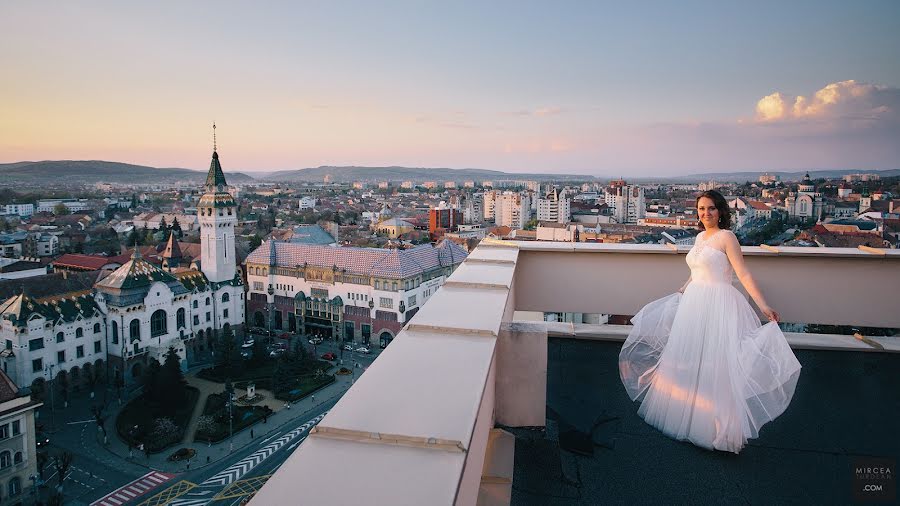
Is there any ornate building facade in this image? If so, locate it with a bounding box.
[0,148,245,390]
[244,240,467,348]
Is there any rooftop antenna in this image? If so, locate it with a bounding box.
[213,122,217,152]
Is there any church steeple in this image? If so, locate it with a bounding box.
[206,123,228,193]
[198,124,237,283]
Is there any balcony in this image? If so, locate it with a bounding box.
[250,241,899,505]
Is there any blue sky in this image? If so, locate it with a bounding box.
[2,1,899,176]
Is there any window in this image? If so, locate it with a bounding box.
[206,297,211,306]
[94,322,101,333]
[206,312,211,322]
[379,297,393,309]
[223,309,229,319]
[75,327,83,338]
[392,282,397,291]
[32,359,42,373]
[0,451,9,468]
[151,310,167,337]
[194,315,200,325]
[56,332,64,343]
[13,451,22,463]
[0,426,7,440]
[57,350,65,364]
[177,308,186,329]
[193,300,199,309]
[11,421,19,436]
[77,345,84,358]
[408,295,417,306]
[94,341,101,353]
[405,281,410,290]
[375,280,380,289]
[222,292,230,303]
[112,321,119,344]
[8,476,20,496]
[4,340,9,350]
[29,338,43,351]
[129,319,141,341]
[253,281,264,291]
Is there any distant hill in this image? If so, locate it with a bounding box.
[262,166,593,183]
[0,160,255,185]
[643,168,900,184]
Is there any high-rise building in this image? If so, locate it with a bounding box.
[605,183,645,224]
[495,191,530,229]
[483,191,497,222]
[537,187,571,224]
[429,204,463,239]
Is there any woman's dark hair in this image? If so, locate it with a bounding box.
[695,190,731,231]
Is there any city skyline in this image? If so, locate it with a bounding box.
[2,1,899,176]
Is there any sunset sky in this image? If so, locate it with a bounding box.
[2,1,899,176]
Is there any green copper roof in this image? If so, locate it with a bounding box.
[206,151,228,190]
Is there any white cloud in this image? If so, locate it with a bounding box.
[754,80,900,123]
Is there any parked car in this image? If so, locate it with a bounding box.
[36,432,50,449]
[321,352,337,361]
[355,346,371,354]
[343,344,353,351]
[269,348,285,358]
[243,338,255,346]
[308,337,324,345]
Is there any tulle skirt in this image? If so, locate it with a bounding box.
[619,281,802,453]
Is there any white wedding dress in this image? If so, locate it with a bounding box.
[619,229,801,453]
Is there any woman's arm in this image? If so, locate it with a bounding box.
[722,231,779,321]
[678,276,692,293]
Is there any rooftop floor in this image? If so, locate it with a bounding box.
[509,338,899,505]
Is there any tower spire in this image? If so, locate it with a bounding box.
[213,122,217,152]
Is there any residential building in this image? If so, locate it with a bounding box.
[35,199,89,214]
[605,183,645,224]
[2,205,33,218]
[0,259,47,280]
[244,240,468,348]
[0,370,41,504]
[495,192,530,229]
[483,191,497,222]
[298,196,317,210]
[536,188,571,224]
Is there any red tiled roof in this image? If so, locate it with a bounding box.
[52,254,123,271]
[244,240,467,278]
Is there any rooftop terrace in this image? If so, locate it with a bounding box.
[250,240,899,505]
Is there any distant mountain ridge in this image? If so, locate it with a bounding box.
[0,160,255,184]
[262,165,593,182]
[645,168,900,183]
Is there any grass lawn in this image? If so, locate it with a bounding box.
[115,386,200,454]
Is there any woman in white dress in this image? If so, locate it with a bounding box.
[619,190,801,454]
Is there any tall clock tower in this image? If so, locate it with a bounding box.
[198,125,237,283]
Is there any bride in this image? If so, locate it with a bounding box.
[619,190,802,454]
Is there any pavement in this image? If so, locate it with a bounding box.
[36,339,380,505]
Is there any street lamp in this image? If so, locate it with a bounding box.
[225,380,234,453]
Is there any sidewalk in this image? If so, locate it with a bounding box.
[38,363,359,476]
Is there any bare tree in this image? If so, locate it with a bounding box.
[53,451,73,498]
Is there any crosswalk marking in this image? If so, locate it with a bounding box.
[91,471,175,506]
[168,412,326,506]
